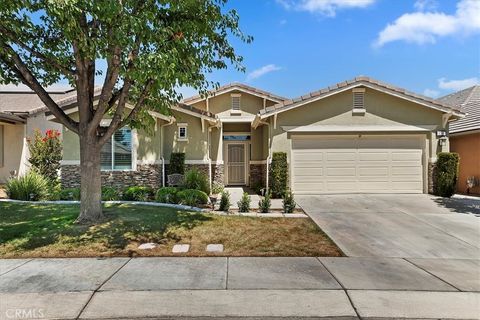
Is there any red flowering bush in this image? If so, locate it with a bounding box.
[27,129,62,182]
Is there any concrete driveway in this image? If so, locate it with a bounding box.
[297,194,480,259]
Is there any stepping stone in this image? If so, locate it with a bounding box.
[172,244,190,253]
[206,244,224,252]
[138,243,157,250]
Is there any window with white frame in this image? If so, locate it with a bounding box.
[177,123,188,140]
[231,94,241,111]
[100,127,133,170]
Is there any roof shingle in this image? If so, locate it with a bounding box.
[438,86,480,134]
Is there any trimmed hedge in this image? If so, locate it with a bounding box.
[155,187,179,204]
[177,189,209,207]
[170,152,185,175]
[434,152,459,198]
[269,152,288,198]
[122,186,155,201]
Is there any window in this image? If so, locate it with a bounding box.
[101,127,133,170]
[352,88,365,109]
[231,94,241,111]
[177,123,188,140]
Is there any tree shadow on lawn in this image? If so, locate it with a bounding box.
[0,202,211,253]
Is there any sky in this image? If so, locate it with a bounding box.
[186,0,480,99]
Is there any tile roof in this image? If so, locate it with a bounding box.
[175,103,216,119]
[259,76,463,117]
[438,86,480,134]
[0,86,76,115]
[0,112,27,124]
[181,82,288,104]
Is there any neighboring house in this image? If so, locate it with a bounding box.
[0,85,73,183]
[438,86,480,195]
[49,76,463,194]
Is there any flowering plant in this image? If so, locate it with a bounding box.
[27,129,62,182]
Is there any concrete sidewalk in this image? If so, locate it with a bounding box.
[1,257,479,319]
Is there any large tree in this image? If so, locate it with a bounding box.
[0,0,250,223]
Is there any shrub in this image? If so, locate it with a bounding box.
[251,181,265,195]
[269,152,288,198]
[219,191,231,211]
[258,192,271,213]
[282,190,296,213]
[211,181,224,195]
[237,192,251,213]
[435,152,460,198]
[177,189,209,207]
[58,188,81,201]
[102,187,120,201]
[169,152,185,175]
[122,186,154,201]
[155,187,179,204]
[6,171,50,201]
[184,168,210,194]
[27,129,62,183]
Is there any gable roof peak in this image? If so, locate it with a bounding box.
[181,82,288,104]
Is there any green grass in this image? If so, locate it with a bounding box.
[0,202,342,258]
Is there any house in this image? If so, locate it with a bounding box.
[438,86,480,195]
[0,85,73,183]
[49,76,463,194]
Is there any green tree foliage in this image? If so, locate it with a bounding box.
[435,152,460,198]
[27,129,62,182]
[269,152,288,198]
[0,0,250,223]
[169,153,186,175]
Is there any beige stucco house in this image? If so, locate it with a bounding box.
[0,85,70,183]
[51,76,464,194]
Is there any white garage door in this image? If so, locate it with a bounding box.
[292,135,424,194]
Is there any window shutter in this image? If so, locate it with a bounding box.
[353,91,365,109]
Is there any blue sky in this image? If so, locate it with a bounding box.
[190,0,479,99]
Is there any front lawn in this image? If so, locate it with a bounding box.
[0,202,342,258]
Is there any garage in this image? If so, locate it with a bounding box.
[292,135,424,194]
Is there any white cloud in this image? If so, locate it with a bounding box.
[438,77,479,91]
[246,64,282,81]
[276,0,376,17]
[423,88,440,98]
[414,0,438,12]
[374,0,480,47]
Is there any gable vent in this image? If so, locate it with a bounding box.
[352,88,365,109]
[231,94,241,111]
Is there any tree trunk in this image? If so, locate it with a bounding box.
[75,137,104,224]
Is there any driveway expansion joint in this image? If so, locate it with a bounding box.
[402,258,462,292]
[0,258,33,277]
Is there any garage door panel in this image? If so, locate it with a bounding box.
[327,152,356,161]
[294,167,323,176]
[326,167,356,176]
[292,135,424,194]
[358,166,389,176]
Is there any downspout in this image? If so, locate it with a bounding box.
[258,118,271,194]
[206,124,212,193]
[160,117,175,187]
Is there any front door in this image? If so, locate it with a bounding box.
[226,143,246,185]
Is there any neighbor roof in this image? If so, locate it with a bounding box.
[438,85,480,134]
[181,82,288,105]
[0,85,76,115]
[258,76,464,118]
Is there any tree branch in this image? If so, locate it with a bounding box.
[0,43,79,133]
[0,26,76,76]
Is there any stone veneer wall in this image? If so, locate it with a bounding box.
[428,162,437,194]
[61,164,162,189]
[249,163,266,188]
[211,164,224,185]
